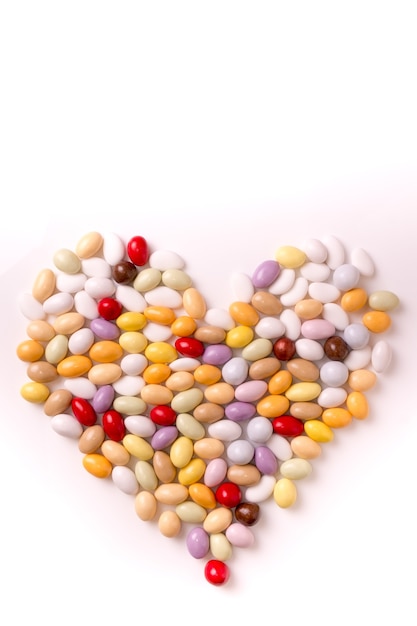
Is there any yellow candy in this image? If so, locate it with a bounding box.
[178,458,207,485]
[256,394,290,418]
[144,306,176,325]
[229,301,260,327]
[57,355,92,378]
[144,341,178,363]
[321,408,352,428]
[275,245,306,268]
[20,381,50,403]
[346,391,369,420]
[273,478,297,508]
[143,363,172,384]
[170,436,194,468]
[225,325,254,348]
[188,483,217,509]
[193,364,222,386]
[285,382,321,402]
[171,316,198,337]
[304,419,334,443]
[123,434,154,461]
[116,312,146,331]
[82,453,112,479]
[341,288,368,312]
[268,370,292,395]
[118,331,148,354]
[89,340,123,363]
[362,311,391,333]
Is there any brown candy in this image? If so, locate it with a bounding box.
[323,335,350,361]
[235,502,260,526]
[112,261,137,284]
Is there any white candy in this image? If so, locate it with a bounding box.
[74,290,99,319]
[230,272,255,302]
[268,268,295,295]
[321,302,350,330]
[221,357,249,385]
[144,285,183,308]
[51,413,83,439]
[84,277,116,299]
[320,361,349,387]
[280,277,309,307]
[124,415,157,437]
[322,235,345,269]
[81,257,112,278]
[317,387,348,408]
[344,346,372,370]
[371,340,392,372]
[246,416,273,443]
[254,317,286,340]
[43,292,74,315]
[245,475,277,503]
[332,263,360,291]
[55,272,87,293]
[169,357,201,372]
[64,377,97,399]
[300,262,331,282]
[265,433,293,461]
[112,375,146,396]
[351,247,375,276]
[149,249,185,271]
[115,284,146,311]
[226,440,255,465]
[120,353,148,375]
[280,309,301,341]
[302,238,328,263]
[295,338,325,361]
[208,420,242,442]
[308,281,341,303]
[142,322,173,342]
[102,232,126,265]
[112,466,139,495]
[204,307,235,330]
[68,328,95,354]
[19,293,46,320]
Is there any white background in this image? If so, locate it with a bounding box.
[1,2,417,625]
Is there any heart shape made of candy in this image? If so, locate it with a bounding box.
[16,231,399,586]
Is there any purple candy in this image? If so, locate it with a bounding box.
[254,446,278,475]
[90,317,120,340]
[252,259,281,288]
[92,385,115,413]
[186,526,210,559]
[202,344,233,365]
[151,426,179,450]
[225,401,256,422]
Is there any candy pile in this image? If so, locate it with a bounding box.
[16,232,399,586]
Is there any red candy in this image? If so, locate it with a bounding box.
[215,482,242,508]
[272,415,304,437]
[273,336,296,361]
[204,560,230,586]
[174,337,205,357]
[102,409,126,441]
[149,405,177,426]
[71,397,97,427]
[127,235,149,266]
[97,297,123,320]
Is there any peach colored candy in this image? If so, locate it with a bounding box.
[101,440,131,465]
[43,388,72,416]
[171,316,197,337]
[204,382,235,405]
[290,401,323,420]
[135,491,158,521]
[57,355,92,378]
[154,483,189,505]
[251,291,283,315]
[229,301,260,326]
[32,268,56,303]
[193,438,225,460]
[87,363,121,384]
[193,364,222,386]
[144,305,176,325]
[249,357,281,380]
[346,391,369,419]
[194,325,227,344]
[152,450,177,483]
[182,287,207,319]
[165,371,195,391]
[193,402,225,424]
[26,320,56,342]
[89,340,124,363]
[348,369,377,391]
[290,436,322,459]
[158,510,182,537]
[75,231,103,259]
[227,464,261,486]
[78,425,106,454]
[140,383,173,405]
[294,298,323,320]
[257,395,290,417]
[53,312,85,334]
[203,507,233,534]
[143,363,172,384]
